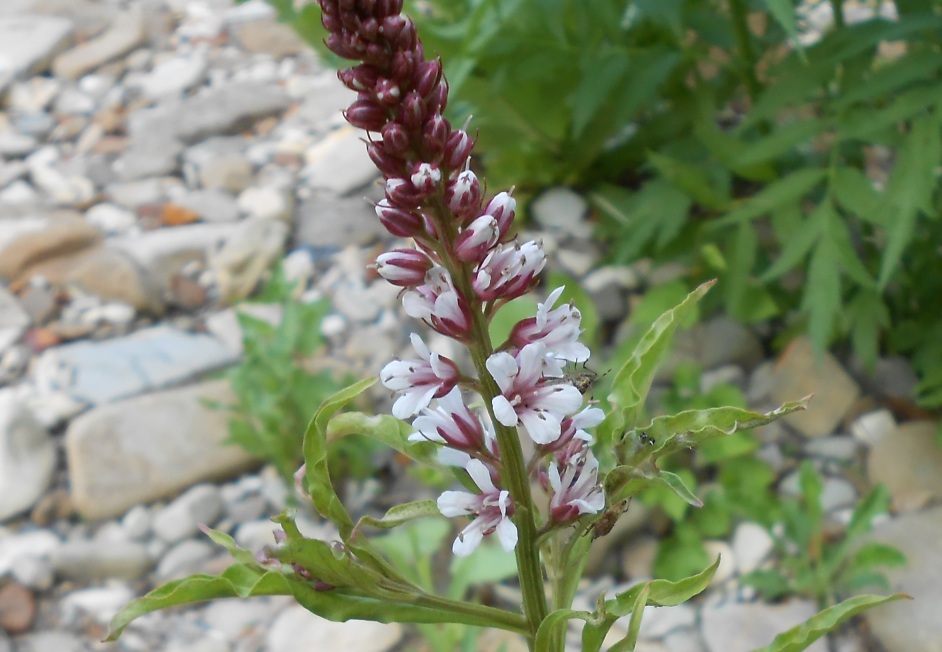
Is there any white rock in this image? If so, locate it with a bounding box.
[8,77,60,112]
[702,540,736,583]
[302,127,377,195]
[530,187,592,239]
[851,409,896,446]
[54,88,96,114]
[155,539,215,581]
[0,179,38,204]
[60,586,135,625]
[11,552,55,590]
[282,249,315,287]
[637,604,696,640]
[700,599,826,652]
[731,522,774,575]
[238,185,294,222]
[0,529,60,577]
[137,54,208,99]
[85,203,137,234]
[0,286,29,356]
[210,218,288,302]
[234,519,280,553]
[820,477,858,512]
[267,606,403,652]
[52,540,152,580]
[0,132,37,158]
[0,15,74,78]
[52,9,146,79]
[0,389,55,522]
[203,598,285,642]
[152,484,225,543]
[120,505,153,541]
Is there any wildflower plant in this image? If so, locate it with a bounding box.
[107,2,906,650]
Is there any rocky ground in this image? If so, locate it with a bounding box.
[0,1,940,651]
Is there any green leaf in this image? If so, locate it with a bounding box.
[570,53,631,138]
[615,398,811,467]
[877,113,941,288]
[598,280,715,448]
[449,541,519,600]
[610,582,649,652]
[582,558,719,649]
[759,0,802,49]
[353,500,440,533]
[648,151,729,210]
[709,169,827,229]
[848,542,907,572]
[489,294,538,346]
[801,237,843,349]
[535,609,593,652]
[750,594,910,652]
[326,411,433,464]
[830,167,881,225]
[733,119,832,167]
[304,379,377,537]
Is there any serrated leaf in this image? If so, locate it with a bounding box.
[598,280,716,448]
[830,167,881,224]
[761,207,820,282]
[877,113,941,288]
[801,237,842,349]
[734,119,832,168]
[759,0,802,49]
[751,593,910,652]
[710,169,826,229]
[836,83,942,141]
[820,199,874,288]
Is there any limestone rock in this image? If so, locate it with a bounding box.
[36,325,239,406]
[302,126,377,195]
[0,389,55,522]
[66,380,256,519]
[0,286,30,354]
[0,216,100,281]
[0,15,74,78]
[266,606,403,652]
[768,337,860,437]
[700,599,827,652]
[865,506,942,652]
[868,420,942,512]
[211,218,288,302]
[52,9,145,79]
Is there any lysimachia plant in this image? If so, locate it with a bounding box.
[107,2,905,650]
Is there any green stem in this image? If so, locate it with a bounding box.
[412,593,530,634]
[728,0,761,102]
[427,196,549,647]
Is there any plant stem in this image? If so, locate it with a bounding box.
[830,0,845,28]
[728,0,761,102]
[412,593,531,634]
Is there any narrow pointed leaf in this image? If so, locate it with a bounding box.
[751,593,910,652]
[534,609,593,652]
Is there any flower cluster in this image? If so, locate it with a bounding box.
[318,0,604,556]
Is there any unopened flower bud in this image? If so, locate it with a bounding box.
[399,90,426,128]
[364,42,387,65]
[366,141,404,177]
[454,214,498,262]
[374,78,401,106]
[446,170,482,219]
[484,191,516,240]
[414,59,443,98]
[390,50,414,84]
[321,12,342,32]
[410,162,442,196]
[380,14,406,43]
[385,177,425,208]
[382,121,411,156]
[422,114,449,159]
[397,20,417,51]
[359,0,376,13]
[338,64,379,92]
[344,99,387,131]
[375,0,403,18]
[375,198,424,237]
[444,129,474,169]
[427,81,448,115]
[375,248,433,286]
[360,16,380,40]
[325,33,351,58]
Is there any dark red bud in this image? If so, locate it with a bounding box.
[427,81,448,115]
[399,91,426,129]
[390,51,414,85]
[344,99,387,131]
[338,65,379,92]
[444,129,473,169]
[373,78,401,107]
[380,15,406,43]
[364,42,387,66]
[361,16,380,40]
[375,199,424,237]
[325,34,351,58]
[366,141,404,177]
[340,10,359,32]
[358,0,377,14]
[381,121,411,156]
[374,0,402,16]
[318,0,339,16]
[396,20,417,51]
[321,12,342,32]
[422,114,449,160]
[339,0,355,9]
[385,177,425,208]
[414,59,442,98]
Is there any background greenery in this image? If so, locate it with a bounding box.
[272,0,942,410]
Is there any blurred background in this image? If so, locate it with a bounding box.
[0,0,939,650]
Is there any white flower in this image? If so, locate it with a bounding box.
[380,333,460,419]
[437,459,517,556]
[487,343,584,445]
[509,286,590,364]
[549,451,604,524]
